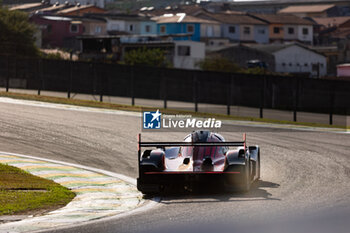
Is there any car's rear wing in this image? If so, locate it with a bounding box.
[137,133,247,161]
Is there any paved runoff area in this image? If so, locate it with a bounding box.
[0,153,143,233]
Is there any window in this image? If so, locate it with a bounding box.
[302,28,309,35]
[187,24,194,33]
[273,27,280,34]
[258,29,265,34]
[206,25,213,37]
[129,24,134,32]
[229,26,235,33]
[47,24,52,33]
[243,27,250,35]
[145,25,151,33]
[160,25,166,33]
[70,24,78,33]
[304,63,308,67]
[177,46,190,56]
[288,27,294,34]
[282,62,286,67]
[95,26,102,34]
[289,63,292,67]
[111,24,119,31]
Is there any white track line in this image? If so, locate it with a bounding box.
[0,151,160,233]
[0,97,348,134]
[0,97,140,117]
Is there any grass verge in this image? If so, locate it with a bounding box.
[0,163,75,215]
[0,91,348,130]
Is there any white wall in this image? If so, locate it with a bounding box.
[106,19,145,34]
[274,45,327,77]
[200,24,221,38]
[173,41,205,70]
[239,24,254,42]
[297,25,313,44]
[283,25,298,41]
[106,19,125,32]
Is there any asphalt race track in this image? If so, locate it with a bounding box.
[0,100,350,233]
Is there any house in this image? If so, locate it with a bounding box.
[30,15,84,49]
[278,4,339,18]
[50,0,105,9]
[99,14,157,36]
[120,38,205,69]
[196,12,269,44]
[57,4,106,16]
[173,41,205,70]
[77,35,204,69]
[311,16,350,46]
[140,4,207,17]
[247,43,327,77]
[311,16,350,30]
[207,44,275,71]
[156,13,220,42]
[82,18,107,36]
[250,14,314,44]
[307,16,350,45]
[337,64,350,77]
[208,0,350,15]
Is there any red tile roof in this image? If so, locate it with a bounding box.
[57,5,105,14]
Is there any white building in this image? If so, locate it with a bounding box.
[249,43,327,77]
[296,25,313,44]
[51,0,105,8]
[173,41,205,70]
[105,15,157,35]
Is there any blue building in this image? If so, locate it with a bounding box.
[156,13,220,42]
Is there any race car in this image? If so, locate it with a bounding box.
[137,130,260,194]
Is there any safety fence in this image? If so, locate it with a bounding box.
[0,56,349,125]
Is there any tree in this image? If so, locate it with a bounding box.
[122,47,171,67]
[197,56,243,73]
[0,6,38,57]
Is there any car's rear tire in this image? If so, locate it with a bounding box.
[240,164,251,192]
[257,148,261,180]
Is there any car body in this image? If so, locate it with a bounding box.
[137,130,260,194]
[247,59,268,69]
